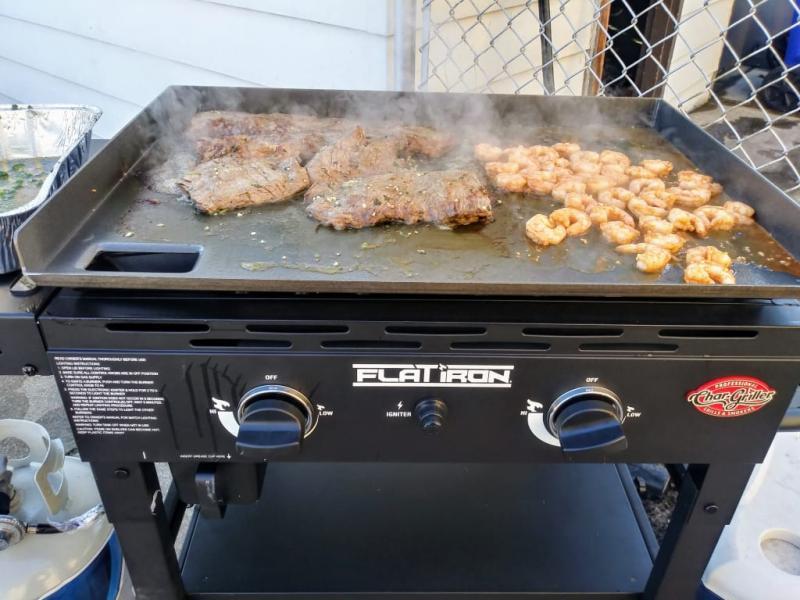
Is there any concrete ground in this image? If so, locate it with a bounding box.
[0,375,74,455]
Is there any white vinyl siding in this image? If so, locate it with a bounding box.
[0,0,394,138]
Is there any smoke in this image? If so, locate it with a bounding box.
[137,82,666,198]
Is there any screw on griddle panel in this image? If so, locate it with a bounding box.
[704,503,719,514]
[21,365,37,377]
[113,468,130,480]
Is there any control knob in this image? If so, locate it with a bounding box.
[546,386,627,456]
[235,385,315,459]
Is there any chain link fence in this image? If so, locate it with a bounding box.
[416,0,800,195]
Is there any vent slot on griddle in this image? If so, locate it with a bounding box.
[523,327,624,337]
[107,322,210,333]
[659,329,759,339]
[321,340,421,350]
[451,342,550,352]
[247,324,349,334]
[385,325,487,336]
[190,339,291,349]
[579,343,678,353]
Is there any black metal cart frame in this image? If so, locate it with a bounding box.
[90,460,753,600]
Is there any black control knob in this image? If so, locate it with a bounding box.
[235,385,314,459]
[414,398,448,433]
[547,387,627,456]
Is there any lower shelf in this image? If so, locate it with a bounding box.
[181,463,657,599]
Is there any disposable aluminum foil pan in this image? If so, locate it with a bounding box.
[0,104,101,273]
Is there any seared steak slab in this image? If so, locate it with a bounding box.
[306,169,493,229]
[305,127,403,198]
[179,155,309,214]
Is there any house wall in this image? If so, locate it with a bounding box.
[0,0,394,137]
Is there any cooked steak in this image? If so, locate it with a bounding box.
[196,133,326,163]
[167,112,457,217]
[179,155,309,213]
[305,127,404,198]
[306,169,493,229]
[189,112,453,160]
[387,125,455,158]
[187,111,352,143]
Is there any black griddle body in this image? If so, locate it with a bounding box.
[21,286,800,599]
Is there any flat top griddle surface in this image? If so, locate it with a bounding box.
[15,88,800,297]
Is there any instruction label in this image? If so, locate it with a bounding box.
[54,355,165,436]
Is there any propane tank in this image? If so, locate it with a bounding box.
[0,419,129,599]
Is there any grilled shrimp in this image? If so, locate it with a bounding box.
[668,208,709,237]
[585,175,614,196]
[644,233,686,253]
[552,179,588,201]
[570,150,600,163]
[550,207,592,236]
[564,192,597,211]
[723,200,755,226]
[677,170,723,197]
[677,170,712,188]
[522,169,558,195]
[615,243,672,273]
[484,161,519,177]
[599,149,631,167]
[589,204,635,227]
[570,150,602,176]
[552,142,581,157]
[474,143,504,162]
[628,197,667,219]
[629,177,666,195]
[553,166,575,180]
[639,216,674,236]
[506,146,534,167]
[526,214,567,246]
[684,262,735,285]
[639,189,672,209]
[600,163,630,187]
[685,246,732,268]
[640,159,673,178]
[694,206,735,231]
[495,172,528,193]
[597,187,635,209]
[571,160,602,176]
[555,157,572,168]
[600,221,640,244]
[627,165,658,179]
[537,157,571,171]
[528,145,559,162]
[664,186,711,209]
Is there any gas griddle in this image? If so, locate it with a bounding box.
[5,89,800,598]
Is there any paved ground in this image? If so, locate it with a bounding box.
[0,375,74,454]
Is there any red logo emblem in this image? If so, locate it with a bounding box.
[687,376,776,418]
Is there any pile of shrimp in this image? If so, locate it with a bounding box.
[474,142,756,285]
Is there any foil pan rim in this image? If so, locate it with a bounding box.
[0,104,102,217]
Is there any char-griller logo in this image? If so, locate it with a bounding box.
[352,364,514,388]
[687,376,777,418]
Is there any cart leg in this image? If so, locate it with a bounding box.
[92,462,185,600]
[644,462,754,600]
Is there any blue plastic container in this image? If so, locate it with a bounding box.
[786,8,800,67]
